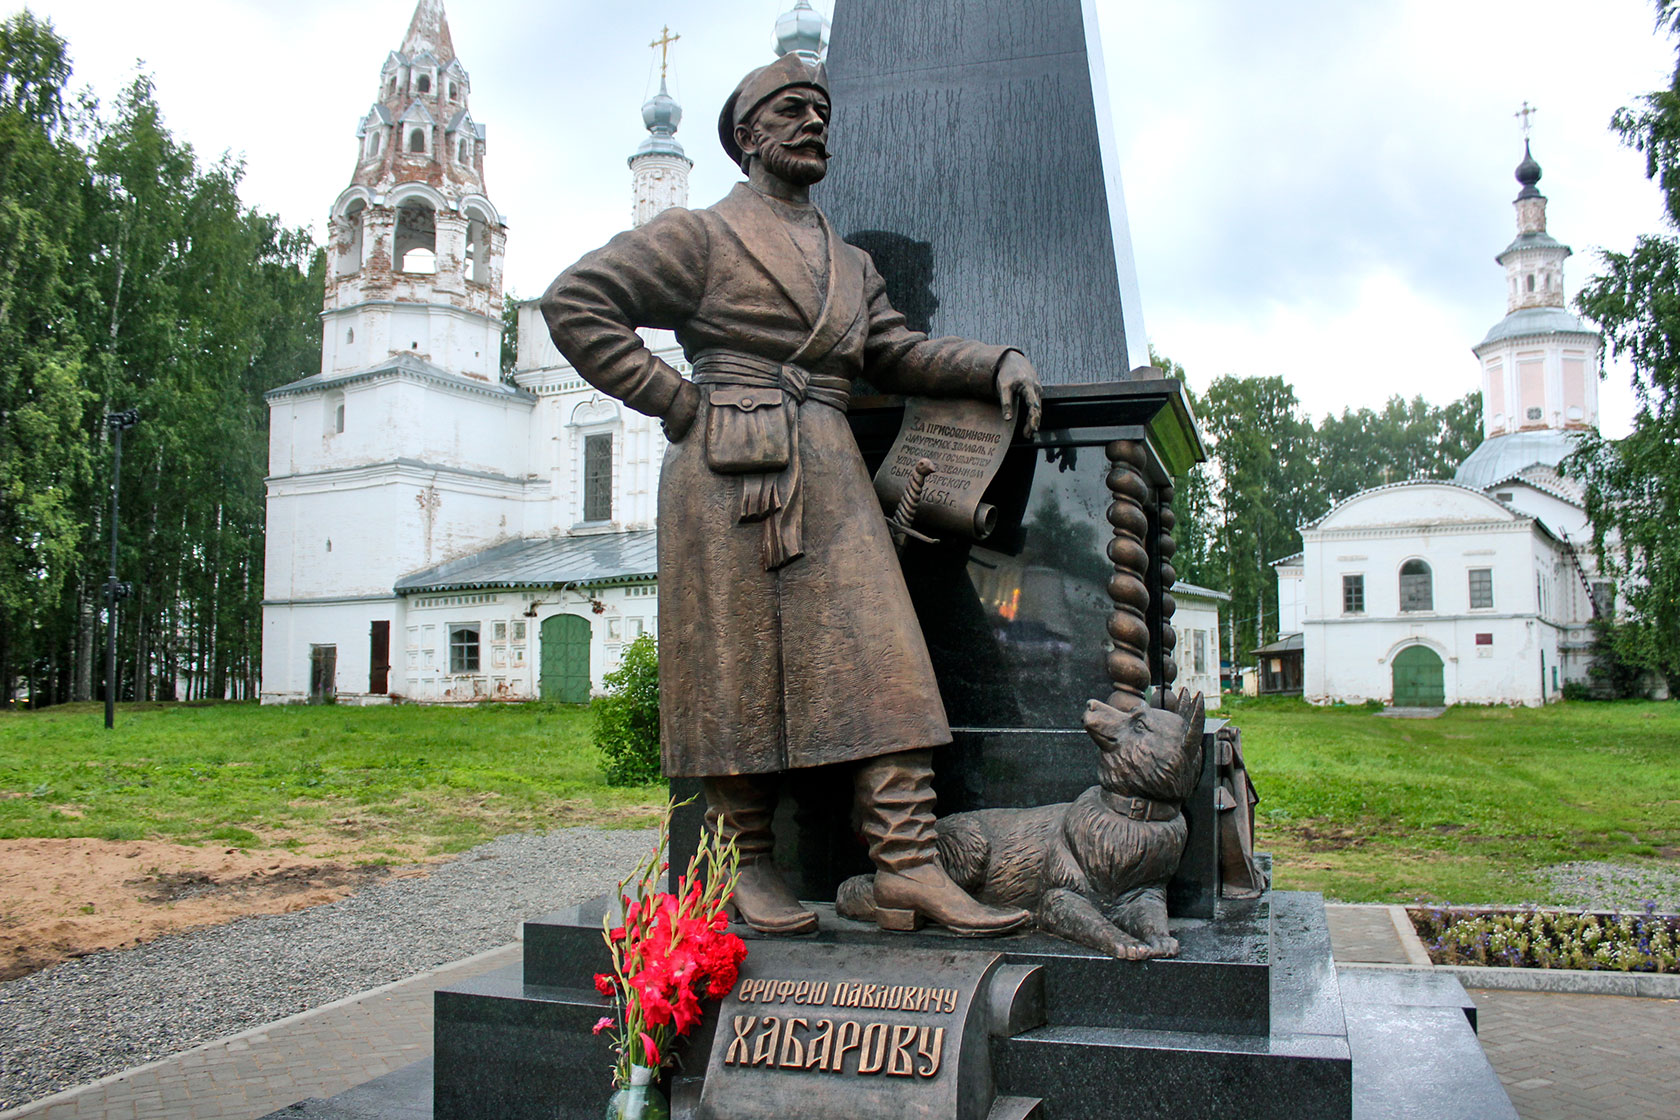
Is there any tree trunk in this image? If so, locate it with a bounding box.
[74,579,94,701]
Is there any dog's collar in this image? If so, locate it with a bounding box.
[1100,789,1180,822]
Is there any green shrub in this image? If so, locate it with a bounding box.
[593,634,662,786]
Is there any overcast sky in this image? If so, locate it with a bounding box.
[25,0,1677,438]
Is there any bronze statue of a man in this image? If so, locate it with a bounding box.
[542,53,1041,937]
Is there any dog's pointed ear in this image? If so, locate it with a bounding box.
[1183,692,1206,756]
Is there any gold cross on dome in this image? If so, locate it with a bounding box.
[1515,100,1538,140]
[650,26,680,81]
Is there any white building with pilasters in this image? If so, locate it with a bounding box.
[1275,142,1608,707]
[261,0,694,704]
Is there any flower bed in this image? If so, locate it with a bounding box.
[1409,903,1678,972]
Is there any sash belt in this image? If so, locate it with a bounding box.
[692,350,853,571]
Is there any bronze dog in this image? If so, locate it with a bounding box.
[838,688,1205,959]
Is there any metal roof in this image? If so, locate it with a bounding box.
[265,352,533,403]
[1454,429,1585,491]
[1252,632,1303,655]
[1476,306,1596,348]
[1497,230,1568,259]
[396,530,658,594]
[1172,580,1231,603]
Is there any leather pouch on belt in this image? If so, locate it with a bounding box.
[704,387,790,474]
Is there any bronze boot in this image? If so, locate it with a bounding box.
[855,749,1031,937]
[703,775,818,935]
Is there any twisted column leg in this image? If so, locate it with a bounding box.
[1158,483,1179,689]
[1105,440,1152,711]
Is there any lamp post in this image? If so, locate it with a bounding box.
[104,408,138,730]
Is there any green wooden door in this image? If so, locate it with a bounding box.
[540,615,592,703]
[1391,644,1445,707]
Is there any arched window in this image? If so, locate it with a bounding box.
[395,200,437,274]
[1526,274,1536,292]
[1399,559,1433,613]
[458,138,469,163]
[464,208,490,284]
[324,390,345,437]
[416,73,431,94]
[448,81,458,101]
[408,128,427,153]
[337,199,366,276]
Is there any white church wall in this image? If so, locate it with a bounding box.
[1297,484,1573,706]
[1490,480,1590,540]
[1304,615,1557,706]
[1173,592,1224,709]
[1275,563,1304,633]
[398,582,659,702]
[260,598,404,704]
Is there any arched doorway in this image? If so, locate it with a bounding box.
[540,615,592,703]
[1391,644,1445,707]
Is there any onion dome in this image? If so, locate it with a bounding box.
[774,0,828,62]
[1515,140,1542,200]
[633,78,687,161]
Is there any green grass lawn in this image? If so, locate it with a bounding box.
[0,701,662,860]
[1,697,1675,903]
[1225,696,1680,904]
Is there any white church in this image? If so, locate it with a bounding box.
[1272,141,1612,707]
[260,0,738,704]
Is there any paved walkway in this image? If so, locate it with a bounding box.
[1,906,1674,1120]
[0,946,519,1120]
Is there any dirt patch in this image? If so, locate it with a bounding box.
[1293,824,1369,851]
[0,838,424,981]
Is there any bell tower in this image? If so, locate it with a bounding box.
[1470,120,1603,439]
[321,0,506,382]
[629,27,692,229]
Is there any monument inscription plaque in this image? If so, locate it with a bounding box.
[698,942,1043,1120]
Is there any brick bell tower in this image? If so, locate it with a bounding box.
[320,0,506,381]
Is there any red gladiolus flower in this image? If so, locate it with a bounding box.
[592,1016,614,1035]
[593,973,615,996]
[640,1032,661,1067]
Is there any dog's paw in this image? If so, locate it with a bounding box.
[1140,936,1180,959]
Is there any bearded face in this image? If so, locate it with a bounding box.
[739,87,831,187]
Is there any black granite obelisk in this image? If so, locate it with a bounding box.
[815,0,1147,384]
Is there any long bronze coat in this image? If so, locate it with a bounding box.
[542,184,1011,777]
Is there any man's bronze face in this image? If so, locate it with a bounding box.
[739,87,831,186]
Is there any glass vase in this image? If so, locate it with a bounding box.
[603,1065,668,1120]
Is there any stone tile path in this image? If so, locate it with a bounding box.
[2,909,1675,1119]
[0,946,519,1120]
[1469,987,1679,1120]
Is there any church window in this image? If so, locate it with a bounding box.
[1525,406,1543,421]
[449,625,480,673]
[1591,581,1613,616]
[1496,491,1513,502]
[416,73,431,94]
[1192,630,1208,674]
[395,200,437,273]
[409,128,427,153]
[1468,568,1493,609]
[449,81,458,101]
[337,199,365,275]
[1399,560,1433,613]
[324,390,345,437]
[1341,574,1365,614]
[584,434,613,521]
[347,327,354,344]
[458,138,470,163]
[465,209,490,284]
[1526,274,1535,292]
